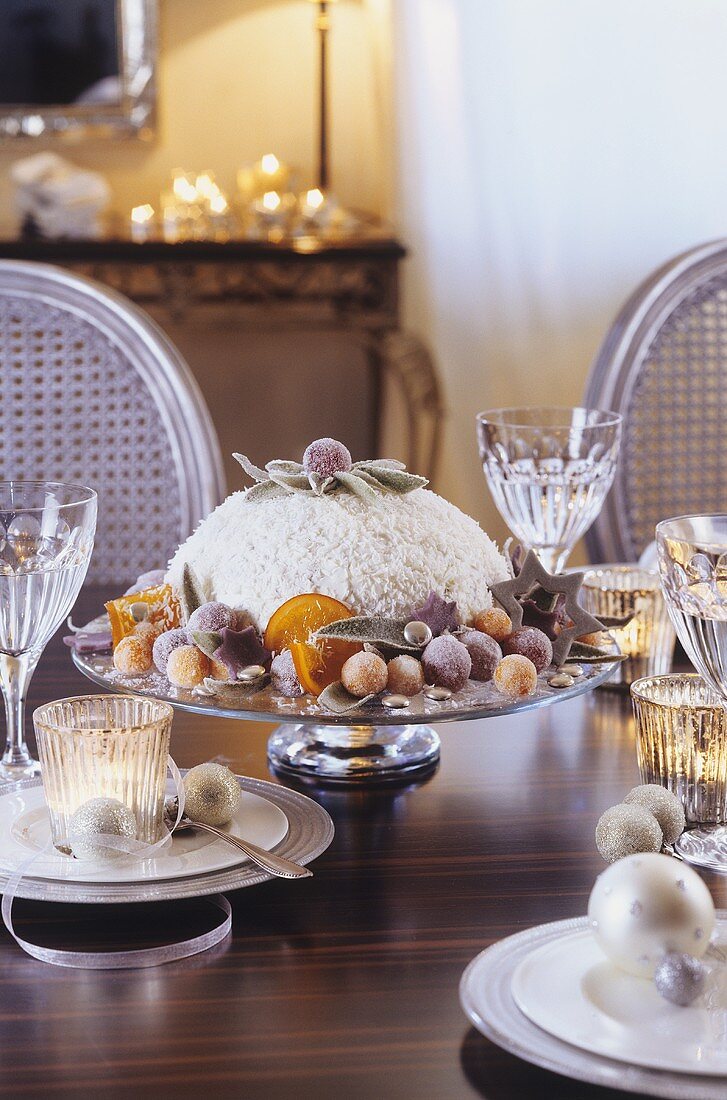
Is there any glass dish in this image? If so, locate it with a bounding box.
[73,646,618,785]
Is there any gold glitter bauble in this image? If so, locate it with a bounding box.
[623,784,686,846]
[183,763,241,827]
[595,802,662,863]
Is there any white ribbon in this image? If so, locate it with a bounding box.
[2,757,233,969]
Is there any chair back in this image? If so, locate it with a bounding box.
[0,260,225,585]
[584,239,727,563]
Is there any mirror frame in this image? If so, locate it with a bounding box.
[0,0,158,141]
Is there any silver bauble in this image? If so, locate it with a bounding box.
[68,797,138,862]
[654,951,707,1006]
[595,803,662,863]
[623,784,686,846]
[183,763,241,827]
[588,853,715,977]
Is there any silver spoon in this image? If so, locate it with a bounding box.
[164,798,312,880]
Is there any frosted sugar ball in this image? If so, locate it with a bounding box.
[183,763,241,827]
[152,627,191,673]
[493,653,537,699]
[69,797,137,862]
[588,853,715,977]
[624,784,686,846]
[208,657,231,681]
[271,649,303,697]
[387,655,424,697]
[502,627,553,673]
[473,607,512,642]
[595,803,663,863]
[113,634,153,676]
[422,635,472,691]
[457,628,501,682]
[302,437,353,478]
[188,601,237,634]
[167,645,211,688]
[133,620,163,643]
[654,952,707,1006]
[341,651,388,698]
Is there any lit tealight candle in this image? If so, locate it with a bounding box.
[130,203,155,242]
[255,153,290,193]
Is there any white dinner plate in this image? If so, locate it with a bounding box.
[511,926,727,1076]
[0,779,288,883]
[460,915,727,1100]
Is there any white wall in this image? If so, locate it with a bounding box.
[392,0,727,557]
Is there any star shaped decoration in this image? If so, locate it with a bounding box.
[489,550,605,665]
[409,590,461,636]
[213,626,271,679]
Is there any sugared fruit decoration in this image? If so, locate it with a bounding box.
[386,654,425,697]
[623,784,686,847]
[183,763,241,827]
[167,645,211,689]
[421,635,471,691]
[473,606,512,643]
[187,601,237,634]
[133,620,163,643]
[264,593,360,696]
[493,653,537,699]
[341,651,388,698]
[213,626,271,679]
[208,657,231,681]
[270,649,304,697]
[595,803,663,863]
[69,797,137,861]
[303,437,353,479]
[502,626,553,673]
[653,951,707,1006]
[588,853,715,977]
[457,628,501,682]
[113,634,153,677]
[152,626,191,673]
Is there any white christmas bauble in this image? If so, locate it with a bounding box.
[588,853,715,977]
[68,797,137,862]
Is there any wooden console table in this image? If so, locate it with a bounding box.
[0,236,443,480]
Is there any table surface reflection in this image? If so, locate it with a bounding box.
[2,588,720,1100]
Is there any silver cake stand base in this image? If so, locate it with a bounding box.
[267,723,440,784]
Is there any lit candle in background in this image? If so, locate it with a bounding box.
[130,203,155,242]
[254,153,290,194]
[172,171,198,205]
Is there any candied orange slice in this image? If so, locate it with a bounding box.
[105,584,181,649]
[264,593,361,696]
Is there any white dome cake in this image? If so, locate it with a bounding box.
[167,439,509,632]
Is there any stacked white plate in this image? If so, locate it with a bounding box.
[0,776,334,904]
[460,915,727,1099]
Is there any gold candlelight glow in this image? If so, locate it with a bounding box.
[130,203,155,241]
[581,565,676,688]
[262,190,282,212]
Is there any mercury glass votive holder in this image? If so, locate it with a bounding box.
[631,674,727,825]
[34,695,172,854]
[581,565,676,688]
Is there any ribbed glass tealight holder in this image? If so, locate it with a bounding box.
[631,674,727,825]
[581,565,676,688]
[34,694,172,853]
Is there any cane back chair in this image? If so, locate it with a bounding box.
[584,239,727,563]
[0,260,225,585]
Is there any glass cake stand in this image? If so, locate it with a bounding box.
[72,648,617,785]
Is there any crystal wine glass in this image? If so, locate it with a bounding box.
[657,515,727,869]
[0,482,97,781]
[476,406,622,573]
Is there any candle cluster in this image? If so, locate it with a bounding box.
[130,154,357,244]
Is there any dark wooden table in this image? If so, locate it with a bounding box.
[3,588,723,1099]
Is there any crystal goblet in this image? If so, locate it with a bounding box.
[476,407,622,573]
[656,515,727,870]
[0,482,97,781]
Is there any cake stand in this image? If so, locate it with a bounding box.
[72,649,617,785]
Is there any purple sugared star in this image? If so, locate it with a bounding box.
[409,591,460,637]
[213,626,271,678]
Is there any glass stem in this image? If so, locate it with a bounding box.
[534,546,570,574]
[0,651,39,773]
